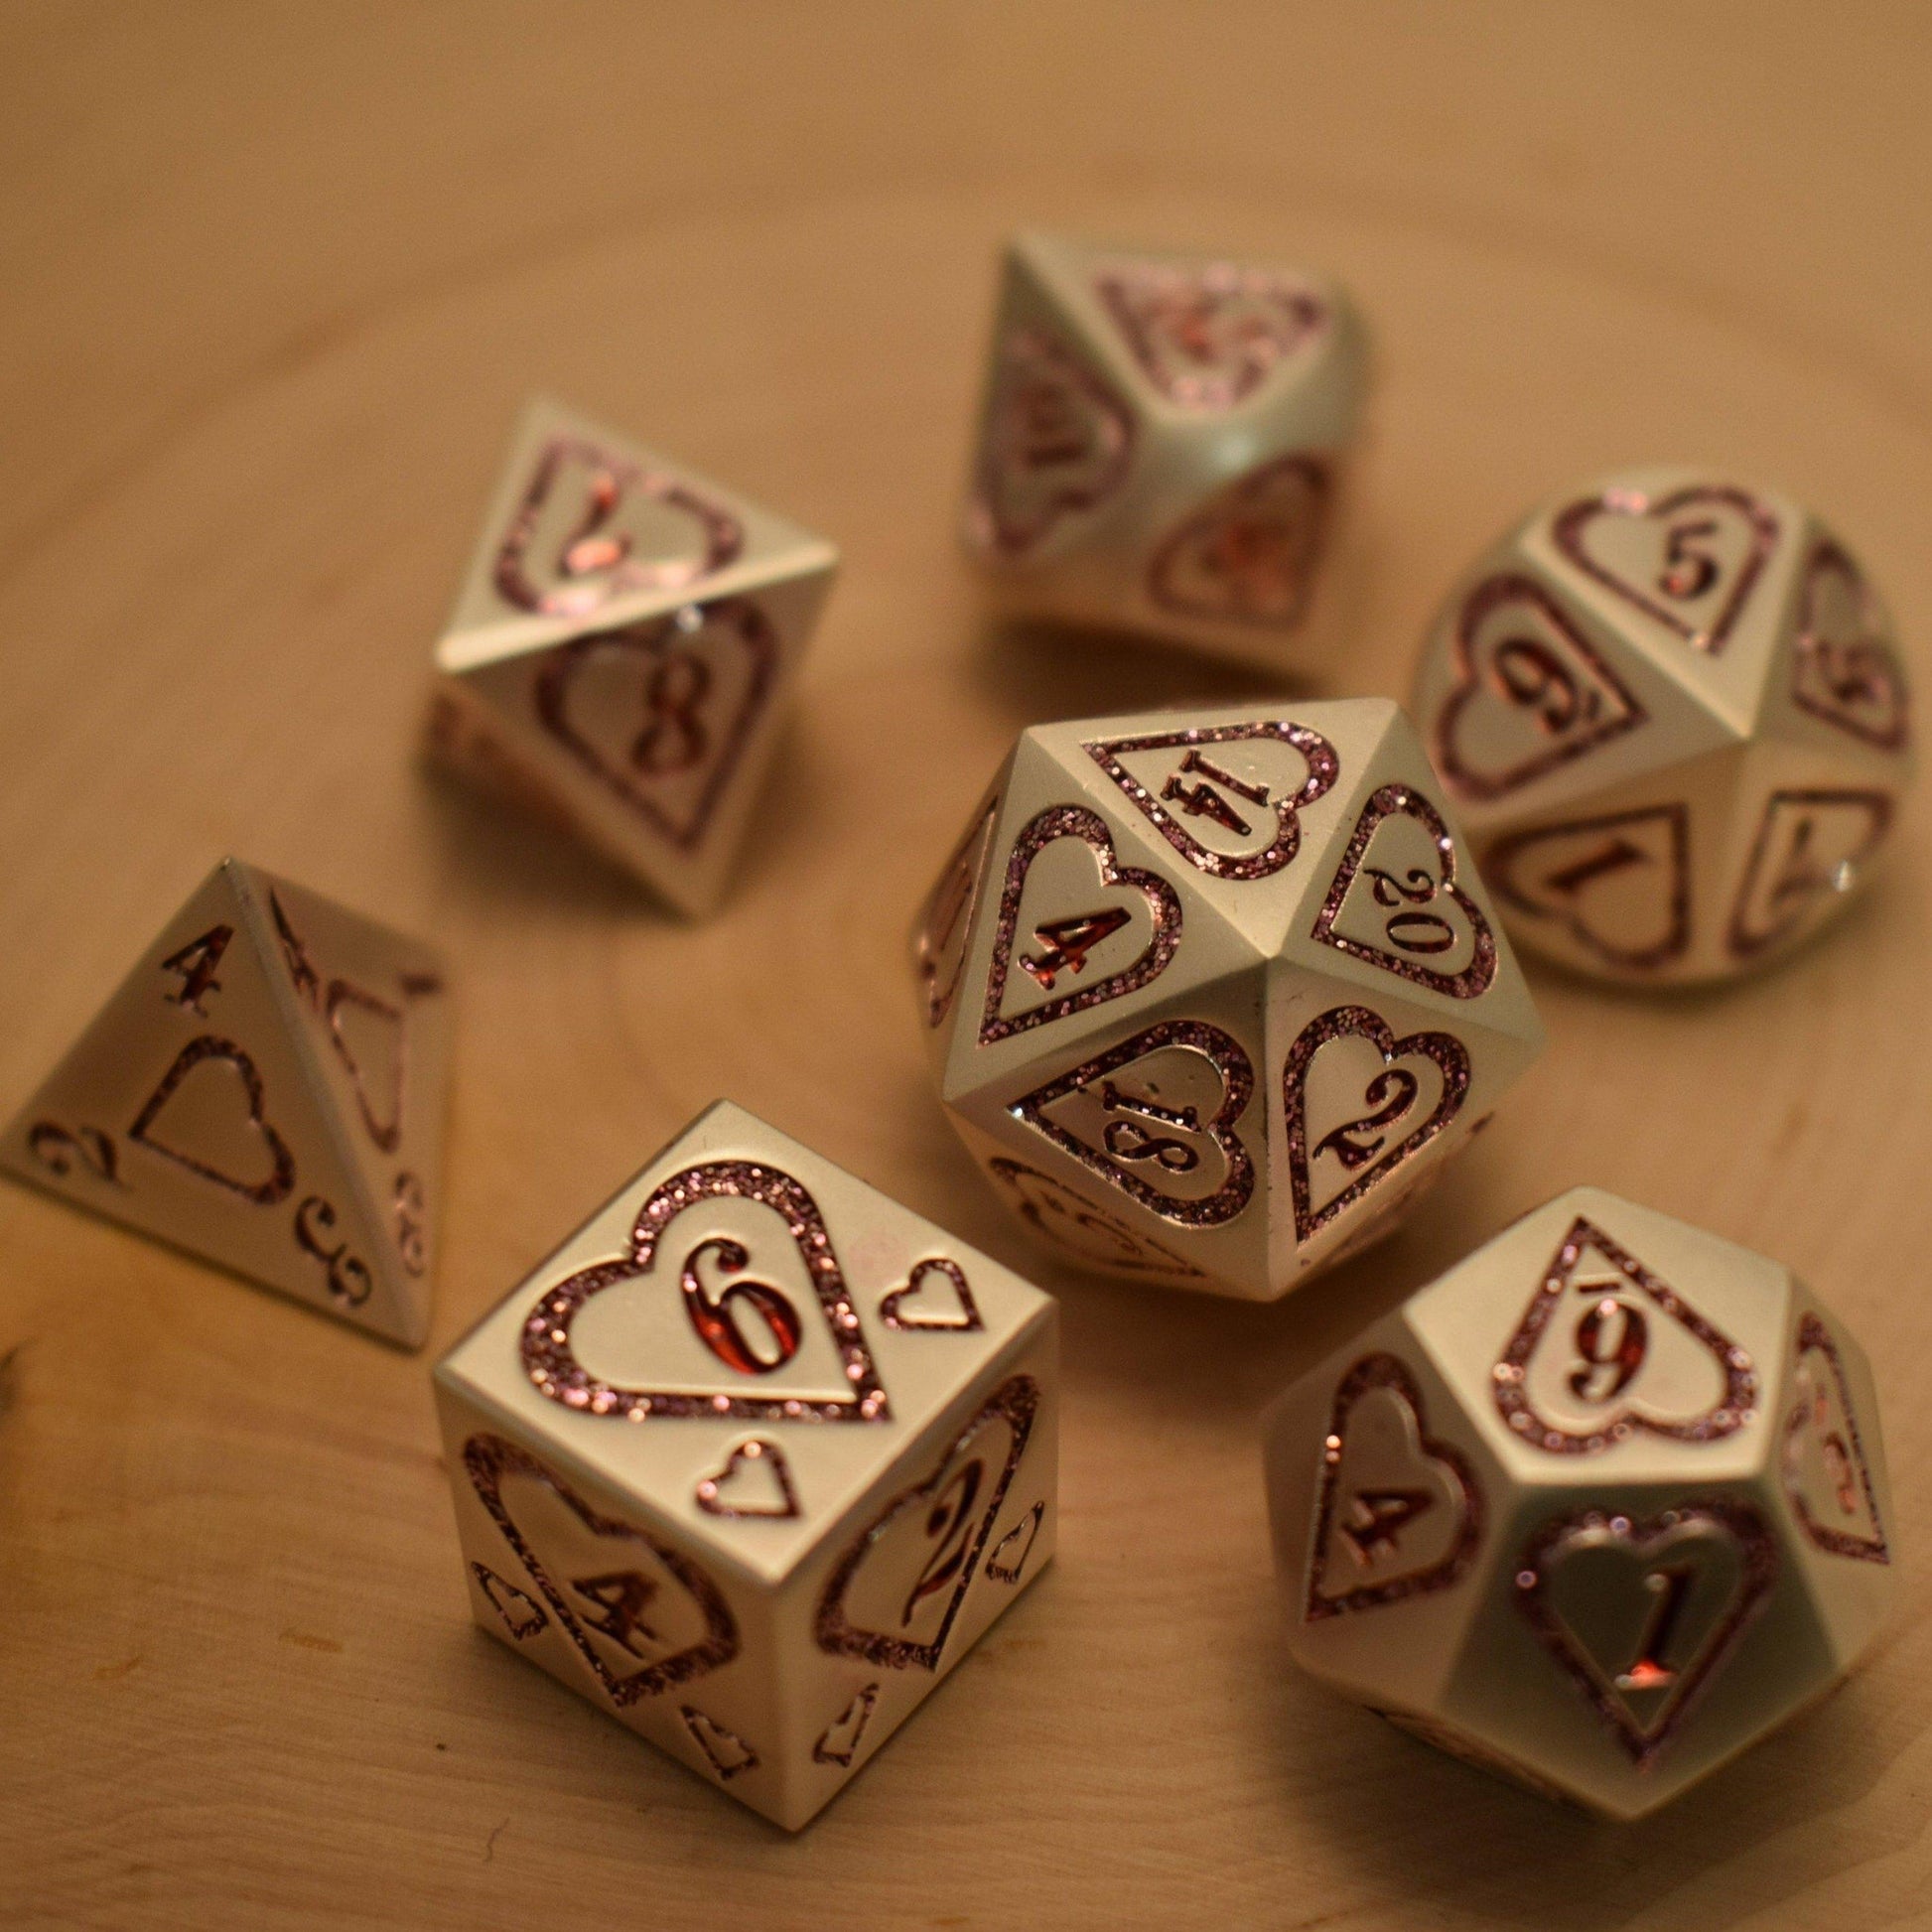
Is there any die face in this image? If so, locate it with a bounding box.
[0,860,448,1345]
[434,1100,1057,1829]
[1414,469,1914,984]
[1268,1186,1894,1818]
[961,232,1366,670]
[921,703,1543,1300]
[433,397,836,916]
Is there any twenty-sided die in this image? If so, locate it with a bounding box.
[1413,468,1914,982]
[1262,1186,1894,1817]
[910,701,1544,1300]
[434,1100,1057,1830]
[961,233,1367,672]
[429,396,837,916]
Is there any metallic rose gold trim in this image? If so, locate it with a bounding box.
[1010,1018,1257,1227]
[1082,718,1339,882]
[1146,456,1331,629]
[1791,541,1911,752]
[1515,1499,1777,1768]
[1304,1353,1483,1621]
[127,1035,297,1205]
[1783,1312,1888,1563]
[913,793,1000,1029]
[1550,483,1778,654]
[812,1684,880,1767]
[1492,1216,1757,1453]
[1281,1006,1470,1245]
[978,804,1183,1045]
[1485,803,1693,973]
[1433,573,1647,802]
[814,1374,1037,1672]
[520,1160,891,1426]
[462,1432,740,1703]
[1310,783,1498,1000]
[984,1157,1207,1279]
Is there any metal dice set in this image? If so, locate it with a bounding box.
[3,231,1907,1828]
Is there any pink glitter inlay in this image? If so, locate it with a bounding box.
[985,1157,1207,1279]
[1783,1312,1889,1564]
[1146,456,1332,630]
[913,793,1000,1029]
[1791,541,1911,752]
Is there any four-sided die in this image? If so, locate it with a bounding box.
[1412,467,1914,982]
[429,395,837,916]
[434,1100,1057,1829]
[961,232,1367,671]
[1262,1186,1894,1817]
[912,702,1545,1300]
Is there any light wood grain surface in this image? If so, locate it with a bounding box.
[4,7,1931,1927]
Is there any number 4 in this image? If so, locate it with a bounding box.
[160,925,234,1015]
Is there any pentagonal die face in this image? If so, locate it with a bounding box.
[961,231,1367,671]
[1413,466,1915,983]
[1265,1187,1895,1817]
[430,396,838,917]
[913,701,1544,1301]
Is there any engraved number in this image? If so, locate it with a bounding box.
[1098,1080,1200,1173]
[27,1121,122,1187]
[1492,637,1596,735]
[294,1195,373,1307]
[393,1171,427,1277]
[557,467,630,580]
[901,1458,985,1626]
[1311,1068,1419,1172]
[679,1236,803,1376]
[1542,837,1649,899]
[1341,1487,1435,1566]
[1365,867,1456,955]
[269,893,322,1009]
[572,1571,658,1655]
[1160,750,1271,836]
[1613,1565,1695,1692]
[160,925,234,1016]
[1019,907,1131,991]
[1659,519,1722,602]
[629,649,711,777]
[1813,1391,1861,1515]
[1568,1296,1648,1404]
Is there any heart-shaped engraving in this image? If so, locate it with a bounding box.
[694,1439,800,1520]
[128,1035,297,1205]
[1282,1007,1469,1244]
[1311,784,1498,1000]
[815,1374,1038,1672]
[1094,261,1326,410]
[985,1501,1044,1584]
[1486,804,1692,974]
[520,1160,891,1425]
[880,1258,983,1332]
[492,434,744,617]
[1305,1354,1482,1621]
[979,805,1182,1044]
[985,1157,1207,1280]
[1433,574,1646,802]
[1083,718,1339,882]
[970,327,1135,556]
[463,1433,739,1705]
[913,795,999,1029]
[1783,1313,1888,1563]
[471,1563,549,1639]
[812,1683,880,1767]
[533,599,778,853]
[1792,542,1911,752]
[1726,788,1894,961]
[1493,1216,1757,1453]
[1551,483,1778,653]
[1147,456,1331,630]
[1516,1501,1777,1766]
[679,1706,759,1781]
[1011,1019,1256,1227]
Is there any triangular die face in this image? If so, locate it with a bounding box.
[1765,538,1912,756]
[0,862,423,1343]
[241,865,452,1330]
[1722,780,1896,966]
[440,397,828,660]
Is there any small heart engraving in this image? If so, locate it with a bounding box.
[128,1035,297,1205]
[471,1563,548,1639]
[811,1683,880,1767]
[679,1705,759,1781]
[694,1439,799,1520]
[985,1502,1044,1585]
[1148,456,1330,629]
[879,1258,983,1332]
[1783,1312,1888,1563]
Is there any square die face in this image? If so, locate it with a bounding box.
[436,1101,1055,1592]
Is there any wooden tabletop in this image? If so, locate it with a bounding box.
[4,7,1930,1927]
